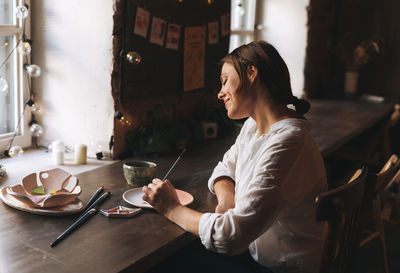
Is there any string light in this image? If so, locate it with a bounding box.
[114,8,141,131]
[0,40,10,93]
[6,146,24,158]
[0,163,5,179]
[0,76,8,93]
[114,110,123,120]
[0,42,9,49]
[26,98,35,106]
[95,141,112,160]
[18,41,31,55]
[15,4,29,19]
[30,123,44,137]
[25,98,41,114]
[1,1,45,158]
[31,104,41,114]
[24,64,41,78]
[114,51,141,127]
[114,110,131,126]
[125,51,141,65]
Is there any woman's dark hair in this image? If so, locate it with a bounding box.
[221,40,310,115]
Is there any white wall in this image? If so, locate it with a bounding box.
[32,0,114,155]
[256,0,309,98]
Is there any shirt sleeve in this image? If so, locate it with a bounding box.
[199,134,303,255]
[207,143,238,194]
[200,175,283,255]
[207,119,251,193]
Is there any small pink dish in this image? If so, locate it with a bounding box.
[100,206,142,218]
[6,168,81,208]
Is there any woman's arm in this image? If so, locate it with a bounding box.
[143,175,282,256]
[142,176,235,235]
[142,179,203,235]
[213,176,235,213]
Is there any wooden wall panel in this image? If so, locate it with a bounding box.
[111,0,230,158]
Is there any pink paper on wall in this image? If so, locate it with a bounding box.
[133,7,150,38]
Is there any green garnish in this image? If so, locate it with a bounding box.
[31,186,45,195]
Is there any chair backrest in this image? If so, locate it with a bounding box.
[377,154,400,193]
[316,166,375,273]
[385,167,400,192]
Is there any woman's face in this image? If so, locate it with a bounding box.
[218,62,253,119]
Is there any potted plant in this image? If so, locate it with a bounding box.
[344,39,380,96]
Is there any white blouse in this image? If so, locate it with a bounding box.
[199,117,327,273]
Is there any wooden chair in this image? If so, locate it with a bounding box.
[382,166,400,224]
[359,154,400,273]
[316,166,374,273]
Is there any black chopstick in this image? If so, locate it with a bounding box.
[79,191,111,217]
[162,149,186,181]
[83,186,104,212]
[50,208,98,248]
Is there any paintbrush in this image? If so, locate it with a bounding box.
[162,149,186,181]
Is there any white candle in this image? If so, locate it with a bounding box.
[74,144,87,164]
[53,151,64,165]
[52,140,65,165]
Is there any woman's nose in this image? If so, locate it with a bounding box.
[217,89,224,100]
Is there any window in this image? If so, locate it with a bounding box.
[229,0,309,97]
[229,0,257,52]
[0,0,31,153]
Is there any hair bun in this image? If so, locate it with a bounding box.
[292,97,310,115]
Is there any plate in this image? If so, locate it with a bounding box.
[0,186,84,216]
[123,187,194,209]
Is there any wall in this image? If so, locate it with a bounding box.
[255,0,309,98]
[31,0,115,155]
[305,0,400,100]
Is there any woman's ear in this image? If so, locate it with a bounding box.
[246,65,258,84]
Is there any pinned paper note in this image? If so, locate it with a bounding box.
[208,21,219,45]
[166,23,181,50]
[134,7,150,38]
[220,13,230,36]
[183,26,206,92]
[149,17,167,46]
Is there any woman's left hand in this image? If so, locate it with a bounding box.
[142,178,181,216]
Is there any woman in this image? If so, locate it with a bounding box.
[142,41,327,273]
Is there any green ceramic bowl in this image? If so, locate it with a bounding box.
[123,161,157,186]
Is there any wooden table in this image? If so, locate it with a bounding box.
[0,140,230,273]
[0,99,393,273]
[306,99,393,157]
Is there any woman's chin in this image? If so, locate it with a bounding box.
[227,111,247,120]
[226,110,235,119]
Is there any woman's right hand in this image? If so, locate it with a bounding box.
[213,177,235,213]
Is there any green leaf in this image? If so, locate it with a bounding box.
[31,186,45,195]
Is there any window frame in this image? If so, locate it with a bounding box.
[0,0,31,153]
